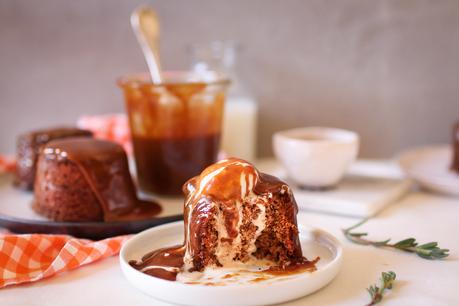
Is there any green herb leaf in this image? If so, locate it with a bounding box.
[366,271,396,305]
[342,219,449,260]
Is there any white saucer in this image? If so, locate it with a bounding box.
[120,221,342,306]
[398,145,459,197]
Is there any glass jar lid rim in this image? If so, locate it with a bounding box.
[118,70,231,87]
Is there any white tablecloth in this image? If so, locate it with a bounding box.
[2,160,459,306]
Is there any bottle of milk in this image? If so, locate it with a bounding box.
[189,41,258,162]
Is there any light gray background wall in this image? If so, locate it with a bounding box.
[1,0,458,157]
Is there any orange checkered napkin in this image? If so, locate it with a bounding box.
[0,155,15,174]
[0,115,133,288]
[0,234,131,288]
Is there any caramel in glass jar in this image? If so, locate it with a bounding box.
[119,72,229,195]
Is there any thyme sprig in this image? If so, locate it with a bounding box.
[343,219,449,260]
[366,271,396,305]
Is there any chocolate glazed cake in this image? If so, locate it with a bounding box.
[451,122,459,173]
[130,158,317,281]
[33,137,161,222]
[15,127,93,190]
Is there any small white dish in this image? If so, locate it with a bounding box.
[273,127,359,188]
[120,221,343,306]
[398,145,459,196]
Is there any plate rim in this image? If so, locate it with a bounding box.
[397,144,450,168]
[120,220,343,289]
[0,212,183,228]
[0,172,183,235]
[397,144,459,196]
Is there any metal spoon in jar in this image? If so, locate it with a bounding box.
[130,6,163,84]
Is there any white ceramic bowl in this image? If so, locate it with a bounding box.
[120,221,343,306]
[273,127,359,188]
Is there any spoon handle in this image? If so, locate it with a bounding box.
[131,6,163,84]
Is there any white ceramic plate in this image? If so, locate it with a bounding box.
[0,173,183,239]
[120,221,342,306]
[398,145,459,196]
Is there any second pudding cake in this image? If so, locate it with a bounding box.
[33,137,160,222]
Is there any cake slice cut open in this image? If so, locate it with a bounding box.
[182,158,303,271]
[130,158,316,281]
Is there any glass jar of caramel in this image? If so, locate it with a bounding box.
[118,71,230,196]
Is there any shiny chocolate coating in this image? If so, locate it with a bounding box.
[37,137,161,221]
[15,127,93,190]
[130,158,307,281]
